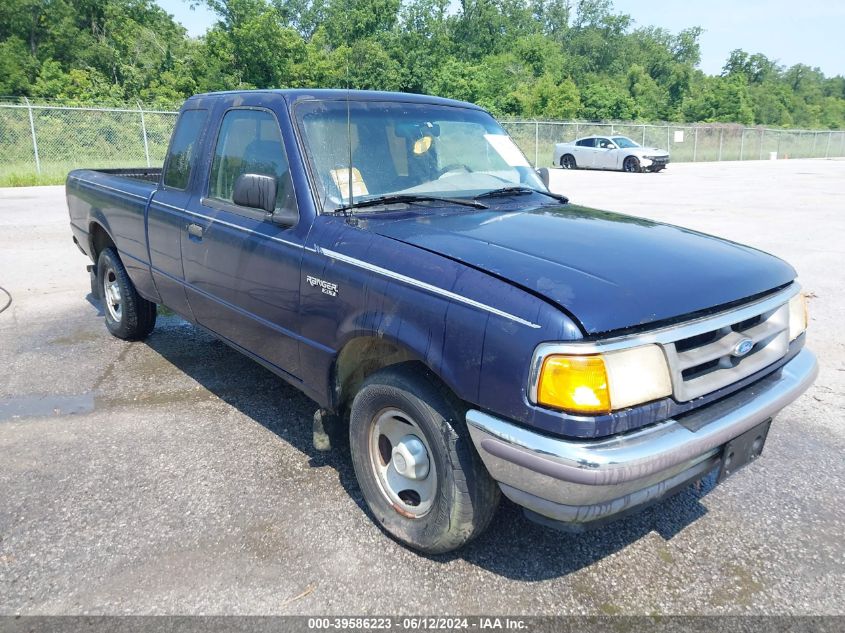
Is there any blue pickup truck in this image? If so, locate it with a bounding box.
[66,89,817,553]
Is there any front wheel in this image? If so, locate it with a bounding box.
[97,248,157,340]
[349,363,500,554]
[623,156,642,173]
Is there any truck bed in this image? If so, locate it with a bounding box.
[66,168,160,283]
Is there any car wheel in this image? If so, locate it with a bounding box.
[349,363,500,554]
[97,247,157,340]
[623,156,642,173]
[560,154,577,170]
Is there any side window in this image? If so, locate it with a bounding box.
[163,109,207,189]
[597,138,612,148]
[576,138,595,148]
[208,109,296,214]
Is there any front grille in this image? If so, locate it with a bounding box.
[663,302,790,401]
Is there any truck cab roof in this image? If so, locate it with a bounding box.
[183,89,485,111]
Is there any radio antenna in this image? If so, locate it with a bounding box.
[345,53,354,208]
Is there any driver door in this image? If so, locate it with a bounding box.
[181,107,304,378]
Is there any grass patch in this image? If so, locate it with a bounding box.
[0,165,73,187]
[0,160,161,187]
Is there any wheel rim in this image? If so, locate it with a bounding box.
[368,407,437,518]
[624,158,637,172]
[562,156,574,169]
[103,267,122,321]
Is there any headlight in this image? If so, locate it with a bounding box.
[788,292,808,341]
[535,344,672,415]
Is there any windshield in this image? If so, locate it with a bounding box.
[295,100,544,212]
[612,136,640,148]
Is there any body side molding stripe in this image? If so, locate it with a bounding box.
[320,247,542,329]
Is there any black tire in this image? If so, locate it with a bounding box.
[560,154,577,170]
[349,363,500,554]
[97,247,157,340]
[623,156,642,173]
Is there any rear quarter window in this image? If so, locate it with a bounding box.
[162,109,208,190]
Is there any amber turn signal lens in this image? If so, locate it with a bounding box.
[537,355,611,414]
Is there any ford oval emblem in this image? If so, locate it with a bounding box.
[732,338,754,357]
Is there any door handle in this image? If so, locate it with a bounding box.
[187,223,203,239]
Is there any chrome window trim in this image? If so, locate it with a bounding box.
[528,283,799,404]
[204,105,300,223]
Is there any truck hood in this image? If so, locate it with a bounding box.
[362,204,795,335]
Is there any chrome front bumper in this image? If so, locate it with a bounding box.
[467,348,818,527]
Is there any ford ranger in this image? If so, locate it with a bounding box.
[66,90,817,554]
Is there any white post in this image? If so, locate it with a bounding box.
[534,120,539,168]
[718,128,724,161]
[740,128,745,161]
[825,131,832,158]
[666,125,670,152]
[24,97,41,174]
[137,100,151,168]
[759,129,764,160]
[641,125,646,145]
[693,127,698,162]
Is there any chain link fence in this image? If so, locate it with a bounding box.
[0,100,178,186]
[1,100,844,185]
[502,120,845,168]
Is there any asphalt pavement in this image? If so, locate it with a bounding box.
[0,159,843,615]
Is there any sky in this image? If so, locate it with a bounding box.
[154,0,845,78]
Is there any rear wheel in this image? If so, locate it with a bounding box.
[349,363,500,554]
[97,248,157,340]
[623,156,642,173]
[560,154,577,170]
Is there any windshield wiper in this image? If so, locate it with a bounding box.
[334,193,487,214]
[474,186,569,203]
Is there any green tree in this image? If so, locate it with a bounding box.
[0,36,37,95]
[579,82,635,120]
[525,75,581,118]
[682,74,754,124]
[0,0,841,129]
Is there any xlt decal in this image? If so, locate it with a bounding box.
[306,275,338,297]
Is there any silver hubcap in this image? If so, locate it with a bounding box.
[369,408,436,518]
[103,268,122,321]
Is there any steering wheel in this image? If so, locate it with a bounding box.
[436,163,474,178]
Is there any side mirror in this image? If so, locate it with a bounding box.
[536,167,550,188]
[233,173,277,215]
